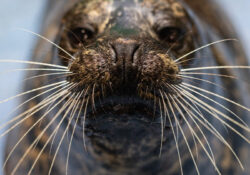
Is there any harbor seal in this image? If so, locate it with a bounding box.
[3,0,249,175]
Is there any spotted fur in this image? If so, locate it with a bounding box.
[3,0,249,175]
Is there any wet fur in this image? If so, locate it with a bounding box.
[3,0,250,175]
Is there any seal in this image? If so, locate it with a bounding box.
[3,0,250,175]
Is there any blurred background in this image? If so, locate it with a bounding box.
[0,0,249,174]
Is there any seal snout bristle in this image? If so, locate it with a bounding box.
[67,41,181,96]
[140,52,181,85]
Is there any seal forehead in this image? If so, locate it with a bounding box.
[67,0,187,36]
[139,0,185,17]
[108,0,147,36]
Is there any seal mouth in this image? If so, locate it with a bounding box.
[74,93,185,128]
[67,92,187,146]
[88,95,158,121]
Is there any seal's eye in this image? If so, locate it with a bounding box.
[158,27,182,43]
[68,27,95,46]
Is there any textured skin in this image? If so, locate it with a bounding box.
[4,0,249,175]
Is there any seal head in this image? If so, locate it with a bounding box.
[58,0,200,173]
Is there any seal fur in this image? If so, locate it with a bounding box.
[3,0,250,175]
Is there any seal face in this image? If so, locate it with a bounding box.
[3,0,250,175]
[61,0,197,116]
[59,0,199,170]
[38,0,207,174]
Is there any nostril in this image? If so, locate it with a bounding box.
[109,39,141,65]
[110,44,118,63]
[131,44,140,64]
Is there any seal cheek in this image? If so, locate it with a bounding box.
[68,49,110,87]
[139,52,181,88]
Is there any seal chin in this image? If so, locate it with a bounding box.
[83,99,169,160]
[76,93,185,167]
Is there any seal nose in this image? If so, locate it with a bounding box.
[111,38,140,64]
[110,38,141,85]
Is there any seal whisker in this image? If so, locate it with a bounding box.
[179,84,248,127]
[23,72,73,82]
[176,57,201,65]
[3,88,72,169]
[25,92,77,175]
[0,84,71,132]
[160,88,167,128]
[173,96,219,172]
[17,28,76,61]
[48,128,58,156]
[101,84,105,98]
[3,84,75,132]
[153,88,157,119]
[47,85,80,150]
[178,86,250,143]
[1,82,69,125]
[166,85,200,160]
[158,99,164,157]
[159,90,184,175]
[181,66,250,72]
[165,94,201,175]
[0,68,70,75]
[169,94,221,175]
[9,91,74,175]
[35,83,76,118]
[174,95,215,162]
[82,97,90,151]
[47,84,80,155]
[180,72,239,80]
[178,75,226,90]
[58,53,76,62]
[91,83,97,112]
[181,83,250,112]
[0,80,67,104]
[174,39,237,63]
[47,92,82,175]
[175,86,245,169]
[169,85,216,162]
[0,84,75,136]
[66,89,89,175]
[170,93,200,162]
[46,74,78,87]
[0,59,68,69]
